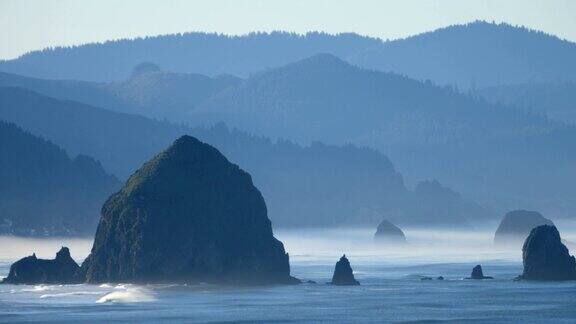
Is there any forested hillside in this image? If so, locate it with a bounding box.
[0,120,119,235]
[0,87,489,227]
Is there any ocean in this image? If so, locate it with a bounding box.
[2,228,576,323]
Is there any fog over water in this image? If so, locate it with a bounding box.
[4,222,576,266]
[0,226,550,269]
[0,228,506,265]
[278,227,518,264]
[0,236,92,262]
[4,226,576,322]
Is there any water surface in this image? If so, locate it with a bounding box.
[1,228,576,323]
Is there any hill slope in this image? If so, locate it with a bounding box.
[2,22,575,88]
[195,53,576,216]
[349,21,576,88]
[0,87,488,227]
[0,32,379,81]
[0,120,119,236]
[0,64,240,121]
[477,81,576,124]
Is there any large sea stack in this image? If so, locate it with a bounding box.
[374,219,407,245]
[2,247,81,284]
[494,210,554,246]
[519,225,576,281]
[81,135,298,285]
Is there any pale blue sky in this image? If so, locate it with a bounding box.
[1,0,575,60]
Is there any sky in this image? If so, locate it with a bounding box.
[0,0,575,60]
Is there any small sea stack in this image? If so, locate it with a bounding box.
[1,247,81,284]
[467,265,493,279]
[374,219,407,245]
[518,225,576,281]
[494,210,554,246]
[330,255,360,286]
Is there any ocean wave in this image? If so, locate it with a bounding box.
[114,284,130,290]
[22,285,56,292]
[96,288,156,304]
[40,291,101,299]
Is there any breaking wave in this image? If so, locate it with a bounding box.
[96,288,156,303]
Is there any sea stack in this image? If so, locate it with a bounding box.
[81,135,299,285]
[374,219,407,244]
[2,247,81,284]
[494,210,554,246]
[468,265,493,279]
[330,255,360,285]
[519,225,576,281]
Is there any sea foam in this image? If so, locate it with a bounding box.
[96,288,156,303]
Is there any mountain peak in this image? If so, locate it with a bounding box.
[116,135,235,198]
[284,53,351,71]
[172,134,201,148]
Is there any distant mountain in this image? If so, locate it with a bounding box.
[0,120,119,236]
[406,180,488,227]
[0,87,488,227]
[477,81,576,124]
[0,64,240,121]
[196,124,405,227]
[195,53,576,217]
[0,87,189,177]
[105,63,241,120]
[3,51,575,218]
[349,21,576,88]
[2,22,575,88]
[0,32,379,81]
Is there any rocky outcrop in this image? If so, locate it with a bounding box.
[80,135,299,285]
[1,247,81,284]
[494,210,554,246]
[330,255,360,286]
[518,225,576,281]
[467,265,493,279]
[374,219,407,244]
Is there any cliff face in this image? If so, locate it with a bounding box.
[520,225,576,281]
[81,135,298,285]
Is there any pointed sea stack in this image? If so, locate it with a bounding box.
[2,247,81,284]
[374,219,407,245]
[330,255,360,285]
[468,265,493,279]
[519,225,576,281]
[81,135,299,285]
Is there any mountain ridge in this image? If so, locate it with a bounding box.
[0,86,490,227]
[2,21,574,88]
